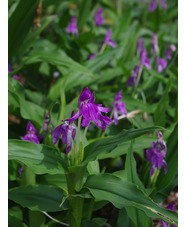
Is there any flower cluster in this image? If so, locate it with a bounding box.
[66,16,78,37]
[126,66,139,89]
[146,130,167,177]
[63,87,112,130]
[140,0,167,12]
[52,112,76,154]
[113,91,127,125]
[94,8,104,26]
[52,87,112,154]
[127,38,151,89]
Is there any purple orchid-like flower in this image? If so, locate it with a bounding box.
[151,32,159,55]
[52,112,76,154]
[66,16,78,37]
[149,0,157,11]
[155,57,167,73]
[12,75,20,80]
[160,0,167,9]
[8,61,19,80]
[165,44,176,60]
[148,0,167,12]
[23,122,40,144]
[146,130,167,177]
[140,48,151,70]
[94,8,104,26]
[137,37,143,56]
[18,166,24,177]
[103,29,116,48]
[63,87,112,131]
[161,204,177,227]
[113,90,127,125]
[126,66,139,89]
[89,53,96,60]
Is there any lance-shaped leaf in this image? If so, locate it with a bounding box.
[8,140,68,175]
[84,174,178,226]
[9,185,68,212]
[125,142,153,226]
[80,127,162,166]
[8,0,40,57]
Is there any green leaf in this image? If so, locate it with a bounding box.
[9,185,68,212]
[8,0,40,57]
[37,174,67,190]
[78,0,92,30]
[154,78,172,127]
[8,77,46,126]
[98,136,154,159]
[18,16,55,56]
[85,47,124,73]
[113,8,131,40]
[8,140,68,175]
[125,142,153,227]
[84,174,178,226]
[8,214,27,227]
[81,127,162,166]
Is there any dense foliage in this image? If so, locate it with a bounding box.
[8,0,178,226]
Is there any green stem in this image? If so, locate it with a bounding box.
[21,166,45,227]
[75,117,82,154]
[82,125,89,145]
[151,169,160,188]
[87,198,95,220]
[66,167,85,227]
[135,65,143,89]
[100,44,106,54]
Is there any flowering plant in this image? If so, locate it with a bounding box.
[8,0,178,226]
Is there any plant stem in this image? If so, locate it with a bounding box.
[65,168,85,227]
[82,124,89,144]
[75,117,82,153]
[135,65,143,89]
[100,44,106,54]
[21,166,45,227]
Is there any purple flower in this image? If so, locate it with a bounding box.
[94,8,104,26]
[66,16,78,37]
[126,66,139,89]
[18,166,24,177]
[89,53,96,60]
[160,0,167,9]
[103,29,116,48]
[137,37,143,55]
[8,61,19,79]
[151,32,159,55]
[155,57,167,73]
[52,112,76,154]
[23,122,40,144]
[148,0,167,12]
[161,204,177,227]
[146,130,167,177]
[12,75,20,80]
[149,0,157,11]
[140,49,151,70]
[165,44,176,60]
[63,87,112,131]
[113,90,127,125]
